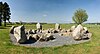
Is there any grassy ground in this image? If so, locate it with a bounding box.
[0,24,100,54]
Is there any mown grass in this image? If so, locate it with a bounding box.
[0,24,100,54]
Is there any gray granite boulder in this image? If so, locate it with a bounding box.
[14,25,27,43]
[31,34,40,40]
[52,30,59,33]
[59,32,72,36]
[28,29,37,34]
[72,24,83,40]
[38,33,55,41]
[72,25,92,40]
[81,27,92,39]
[70,25,76,32]
[42,30,50,33]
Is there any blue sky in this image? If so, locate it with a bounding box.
[1,0,100,23]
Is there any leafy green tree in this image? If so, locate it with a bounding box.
[72,9,88,24]
[2,2,11,26]
[0,2,3,26]
[0,2,11,26]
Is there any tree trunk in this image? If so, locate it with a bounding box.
[4,20,6,27]
[0,19,2,26]
[8,20,10,23]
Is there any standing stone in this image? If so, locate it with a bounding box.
[36,23,42,30]
[72,24,83,40]
[14,25,27,43]
[10,26,16,34]
[55,23,60,30]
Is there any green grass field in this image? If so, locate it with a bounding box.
[0,24,100,54]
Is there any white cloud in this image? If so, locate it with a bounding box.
[43,14,47,17]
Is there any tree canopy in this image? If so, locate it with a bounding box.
[0,2,11,26]
[72,9,88,24]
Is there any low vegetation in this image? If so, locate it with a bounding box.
[0,24,100,54]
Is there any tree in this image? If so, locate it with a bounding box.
[2,2,11,26]
[0,2,3,26]
[72,9,88,24]
[0,2,11,26]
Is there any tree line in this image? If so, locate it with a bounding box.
[0,2,11,27]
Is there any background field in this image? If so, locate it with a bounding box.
[0,24,100,54]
